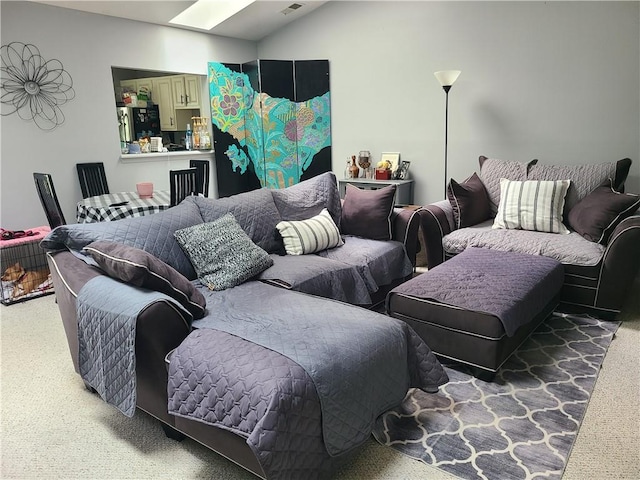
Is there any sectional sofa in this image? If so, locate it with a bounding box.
[41,172,447,479]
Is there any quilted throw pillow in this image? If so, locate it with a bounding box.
[447,172,491,229]
[275,208,343,255]
[341,183,397,240]
[174,213,273,291]
[493,178,571,234]
[567,180,640,244]
[83,240,206,319]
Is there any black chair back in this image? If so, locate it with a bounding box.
[170,168,198,207]
[76,162,109,199]
[189,159,211,197]
[33,173,67,229]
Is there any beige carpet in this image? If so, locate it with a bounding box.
[1,288,638,480]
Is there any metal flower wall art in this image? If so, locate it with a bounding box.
[1,42,75,130]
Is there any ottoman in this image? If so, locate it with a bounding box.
[386,247,564,374]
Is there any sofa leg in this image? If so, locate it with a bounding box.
[83,381,96,393]
[161,422,186,441]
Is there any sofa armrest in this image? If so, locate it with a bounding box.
[595,214,640,311]
[47,250,192,422]
[417,201,455,269]
[391,207,420,266]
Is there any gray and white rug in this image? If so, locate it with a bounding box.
[372,312,620,480]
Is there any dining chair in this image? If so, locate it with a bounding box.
[76,162,110,199]
[169,168,198,207]
[189,159,210,197]
[33,173,67,228]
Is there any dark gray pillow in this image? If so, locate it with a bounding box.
[83,240,206,319]
[567,180,640,244]
[341,184,396,240]
[447,172,491,229]
[174,213,273,291]
[271,172,342,228]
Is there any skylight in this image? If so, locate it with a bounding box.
[169,0,256,31]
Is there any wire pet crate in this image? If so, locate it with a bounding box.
[1,226,54,305]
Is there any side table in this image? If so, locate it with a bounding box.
[338,178,415,205]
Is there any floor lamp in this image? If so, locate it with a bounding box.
[434,70,461,198]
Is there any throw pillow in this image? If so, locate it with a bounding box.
[567,179,640,244]
[341,184,397,240]
[83,240,206,319]
[447,172,491,229]
[493,178,571,234]
[275,208,343,255]
[174,213,273,291]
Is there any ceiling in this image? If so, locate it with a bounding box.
[32,1,329,41]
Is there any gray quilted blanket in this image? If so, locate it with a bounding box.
[168,282,448,477]
[77,276,192,416]
[391,247,564,336]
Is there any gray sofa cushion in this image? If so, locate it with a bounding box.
[527,160,624,213]
[258,254,372,305]
[317,237,413,293]
[187,189,282,253]
[271,171,342,227]
[478,156,538,215]
[443,220,606,266]
[41,201,203,279]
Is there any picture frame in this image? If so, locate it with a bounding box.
[380,152,400,174]
[396,160,411,180]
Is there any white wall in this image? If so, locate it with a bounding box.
[0,1,257,229]
[259,1,640,204]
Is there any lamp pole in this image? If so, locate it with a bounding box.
[434,70,461,199]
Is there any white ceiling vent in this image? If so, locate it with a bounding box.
[281,3,303,15]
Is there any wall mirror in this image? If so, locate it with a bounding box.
[111,67,208,153]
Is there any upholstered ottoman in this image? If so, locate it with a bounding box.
[386,247,564,374]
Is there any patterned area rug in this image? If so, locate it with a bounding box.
[372,312,620,480]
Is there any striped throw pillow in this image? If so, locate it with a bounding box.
[276,208,343,255]
[493,178,571,234]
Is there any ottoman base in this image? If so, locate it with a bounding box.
[389,292,559,373]
[386,248,564,375]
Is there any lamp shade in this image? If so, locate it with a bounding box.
[434,70,461,87]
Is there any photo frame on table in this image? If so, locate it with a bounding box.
[396,160,411,180]
[380,152,400,174]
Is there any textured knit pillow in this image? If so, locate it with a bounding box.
[493,178,571,234]
[83,240,206,319]
[447,172,491,229]
[174,214,273,290]
[275,208,343,255]
[341,184,396,240]
[567,180,640,244]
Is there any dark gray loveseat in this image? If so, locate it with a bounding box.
[418,156,640,318]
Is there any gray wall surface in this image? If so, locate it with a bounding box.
[0,1,257,229]
[1,1,639,229]
[260,1,640,204]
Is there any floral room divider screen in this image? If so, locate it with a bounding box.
[208,60,331,197]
